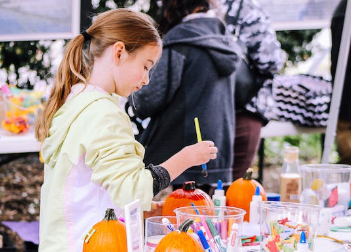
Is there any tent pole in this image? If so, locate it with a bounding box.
[322,0,351,163]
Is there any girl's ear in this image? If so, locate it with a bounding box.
[113,41,126,65]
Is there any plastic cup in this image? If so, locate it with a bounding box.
[260,201,321,252]
[299,164,351,236]
[174,206,246,251]
[144,216,179,252]
[299,164,351,213]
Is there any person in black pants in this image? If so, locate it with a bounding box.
[223,0,283,180]
[331,0,351,165]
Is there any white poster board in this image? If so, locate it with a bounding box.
[0,0,80,41]
[260,0,342,30]
[124,200,144,252]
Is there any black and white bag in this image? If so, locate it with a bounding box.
[272,74,332,127]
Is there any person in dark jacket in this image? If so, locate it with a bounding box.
[331,0,351,164]
[130,0,239,189]
[223,0,283,180]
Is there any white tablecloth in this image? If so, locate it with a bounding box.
[0,130,40,154]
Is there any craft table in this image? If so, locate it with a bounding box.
[240,223,351,252]
[241,236,350,252]
[0,131,40,154]
[260,121,326,138]
[1,221,350,251]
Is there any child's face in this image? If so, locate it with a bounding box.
[113,43,162,97]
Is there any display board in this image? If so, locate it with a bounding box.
[260,0,342,30]
[0,0,80,41]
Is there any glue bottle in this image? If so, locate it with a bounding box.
[249,186,262,224]
[296,231,309,252]
[212,180,226,217]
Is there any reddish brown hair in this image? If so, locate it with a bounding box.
[35,9,161,141]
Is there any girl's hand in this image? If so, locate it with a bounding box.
[144,201,164,219]
[183,141,218,166]
[160,141,218,181]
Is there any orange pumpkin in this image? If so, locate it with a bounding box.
[155,219,203,252]
[83,208,127,252]
[162,181,214,216]
[226,168,267,222]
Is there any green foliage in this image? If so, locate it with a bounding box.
[0,0,322,89]
[264,133,339,166]
[0,0,162,89]
[276,29,321,67]
[0,41,53,89]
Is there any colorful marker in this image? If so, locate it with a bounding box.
[162,217,175,232]
[188,227,201,243]
[220,220,228,242]
[200,226,210,241]
[200,226,219,252]
[206,218,227,252]
[198,229,213,252]
[191,224,198,233]
[215,221,221,235]
[191,203,218,251]
[226,223,239,252]
[227,218,234,239]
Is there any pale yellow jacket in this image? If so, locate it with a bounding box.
[39,87,153,252]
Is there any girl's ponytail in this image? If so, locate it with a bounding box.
[35,34,89,141]
[35,9,161,142]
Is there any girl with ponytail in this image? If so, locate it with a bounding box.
[35,9,217,252]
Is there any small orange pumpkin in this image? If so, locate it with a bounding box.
[226,168,267,222]
[162,181,214,216]
[83,208,127,252]
[155,219,203,252]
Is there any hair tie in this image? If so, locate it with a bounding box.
[81,31,91,42]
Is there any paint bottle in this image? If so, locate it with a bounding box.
[249,186,262,224]
[212,180,226,218]
[296,231,309,252]
[212,180,226,210]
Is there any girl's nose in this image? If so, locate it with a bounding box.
[143,72,150,86]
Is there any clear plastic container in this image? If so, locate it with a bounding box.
[260,201,321,252]
[174,206,246,251]
[144,216,179,252]
[280,146,301,203]
[299,164,351,214]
